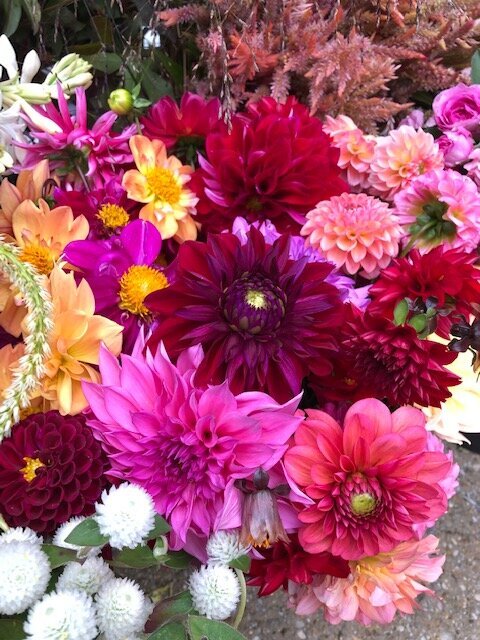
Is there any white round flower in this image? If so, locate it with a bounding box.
[0,541,50,615]
[95,577,153,640]
[94,483,155,550]
[189,565,240,620]
[56,556,115,596]
[52,517,100,557]
[24,590,97,640]
[206,530,249,565]
[0,526,42,546]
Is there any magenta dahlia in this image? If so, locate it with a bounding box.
[146,227,344,402]
[0,411,108,533]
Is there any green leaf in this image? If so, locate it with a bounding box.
[148,514,170,538]
[229,555,251,572]
[187,616,248,640]
[85,52,123,74]
[408,314,427,333]
[472,49,480,85]
[147,622,186,640]
[111,544,159,568]
[0,617,26,640]
[21,0,41,33]
[141,64,173,102]
[146,591,193,631]
[42,544,79,569]
[64,517,109,547]
[393,299,409,326]
[161,550,194,569]
[3,0,22,36]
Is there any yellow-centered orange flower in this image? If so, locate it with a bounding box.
[122,135,198,241]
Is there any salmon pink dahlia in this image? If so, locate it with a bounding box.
[285,399,453,560]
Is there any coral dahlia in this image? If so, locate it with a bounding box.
[146,227,344,402]
[285,399,453,560]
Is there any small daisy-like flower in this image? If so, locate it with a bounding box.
[0,526,42,546]
[95,577,153,640]
[52,517,100,557]
[24,590,98,640]
[57,556,115,596]
[189,565,241,620]
[94,483,156,550]
[0,541,50,614]
[206,530,249,566]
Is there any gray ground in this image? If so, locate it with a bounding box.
[140,446,480,640]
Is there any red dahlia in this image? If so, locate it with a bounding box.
[0,411,109,533]
[194,97,347,233]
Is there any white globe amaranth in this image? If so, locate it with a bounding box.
[56,556,115,596]
[206,530,250,565]
[24,590,98,640]
[95,577,153,640]
[94,483,156,550]
[0,526,42,546]
[189,565,240,620]
[0,540,50,615]
[52,516,100,557]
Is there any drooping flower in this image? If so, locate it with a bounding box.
[122,135,198,241]
[285,399,453,560]
[82,334,302,547]
[24,590,98,640]
[0,410,109,533]
[189,565,240,621]
[194,97,347,234]
[95,578,153,640]
[57,556,114,596]
[301,193,402,277]
[0,540,50,614]
[369,126,444,199]
[394,169,480,253]
[290,536,444,625]
[63,219,167,353]
[247,533,350,597]
[146,228,344,402]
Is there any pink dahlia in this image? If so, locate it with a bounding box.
[284,399,453,560]
[289,536,444,625]
[301,193,402,277]
[395,168,480,253]
[369,126,444,199]
[83,335,302,548]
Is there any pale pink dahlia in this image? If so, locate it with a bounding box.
[301,193,402,277]
[289,536,444,625]
[82,335,302,548]
[284,399,452,561]
[394,168,480,253]
[369,126,444,199]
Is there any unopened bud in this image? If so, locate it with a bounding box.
[108,88,134,116]
[152,535,168,558]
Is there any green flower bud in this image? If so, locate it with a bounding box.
[108,88,134,116]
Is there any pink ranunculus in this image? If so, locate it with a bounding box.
[433,83,480,134]
[437,129,474,167]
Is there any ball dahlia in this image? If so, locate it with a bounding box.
[0,411,109,533]
[146,228,344,402]
[285,399,453,560]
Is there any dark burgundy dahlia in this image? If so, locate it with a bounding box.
[146,228,344,402]
[194,97,347,233]
[0,411,109,533]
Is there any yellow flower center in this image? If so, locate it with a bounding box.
[118,265,168,317]
[351,492,377,516]
[20,456,44,483]
[245,289,268,310]
[20,244,55,276]
[96,203,130,229]
[146,168,182,205]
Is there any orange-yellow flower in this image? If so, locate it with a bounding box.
[0,343,24,400]
[122,135,198,241]
[36,268,123,415]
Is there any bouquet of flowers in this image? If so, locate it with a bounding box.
[1,18,480,639]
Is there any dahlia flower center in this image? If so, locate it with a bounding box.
[336,473,382,523]
[146,168,182,205]
[350,492,377,516]
[222,275,287,336]
[20,456,44,483]
[409,200,456,242]
[20,244,55,276]
[118,265,169,317]
[96,203,129,229]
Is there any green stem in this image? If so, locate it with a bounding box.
[232,569,247,630]
[75,161,90,192]
[0,514,9,533]
[135,116,142,135]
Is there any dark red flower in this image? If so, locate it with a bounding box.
[368,246,480,337]
[248,533,350,596]
[0,411,109,533]
[194,97,347,233]
[146,227,344,402]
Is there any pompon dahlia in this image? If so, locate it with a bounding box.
[145,228,344,402]
[285,399,453,561]
[82,335,302,547]
[0,411,109,533]
[301,193,402,277]
[194,97,347,233]
[290,536,445,625]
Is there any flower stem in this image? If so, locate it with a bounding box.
[135,116,142,135]
[0,513,8,532]
[233,568,247,630]
[74,161,90,192]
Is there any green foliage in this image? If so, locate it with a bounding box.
[187,616,248,640]
[0,617,26,640]
[147,622,186,640]
[472,49,480,85]
[41,544,79,569]
[64,516,109,547]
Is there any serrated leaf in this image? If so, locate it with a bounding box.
[472,50,480,85]
[3,0,22,36]
[21,0,41,33]
[0,617,26,640]
[147,622,186,640]
[42,544,79,569]
[187,616,248,640]
[64,517,109,547]
[146,591,193,632]
[148,514,170,538]
[111,544,158,568]
[85,52,122,74]
[229,555,251,572]
[393,299,409,326]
